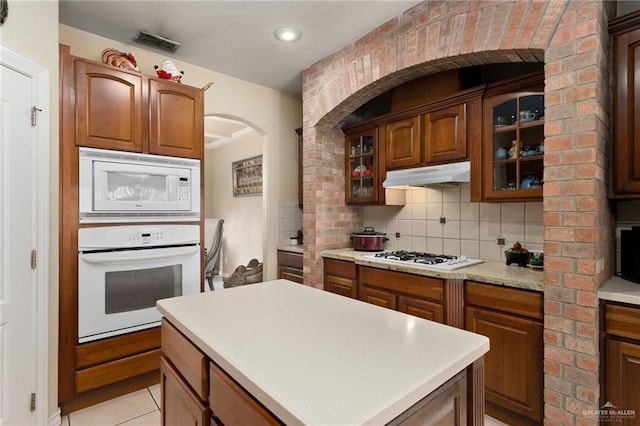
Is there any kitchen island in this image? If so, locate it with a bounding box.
[157,279,489,425]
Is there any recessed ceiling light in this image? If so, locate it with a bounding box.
[275,26,301,42]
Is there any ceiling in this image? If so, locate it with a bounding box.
[59,0,422,97]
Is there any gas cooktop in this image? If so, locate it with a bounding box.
[364,251,484,271]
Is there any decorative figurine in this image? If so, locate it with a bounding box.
[154,59,184,82]
[101,48,139,72]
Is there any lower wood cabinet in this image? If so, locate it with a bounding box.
[161,357,209,426]
[323,258,358,298]
[603,302,640,423]
[358,266,444,323]
[465,281,543,426]
[277,249,303,283]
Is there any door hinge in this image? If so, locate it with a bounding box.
[31,249,37,269]
[31,107,42,127]
[30,393,36,411]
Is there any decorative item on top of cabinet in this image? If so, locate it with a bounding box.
[603,302,640,421]
[345,126,380,204]
[72,54,203,159]
[277,249,303,283]
[465,281,543,426]
[323,258,357,299]
[483,80,544,201]
[610,11,640,198]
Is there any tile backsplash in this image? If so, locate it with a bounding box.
[362,185,543,262]
[276,202,303,245]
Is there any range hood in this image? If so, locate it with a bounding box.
[383,161,471,188]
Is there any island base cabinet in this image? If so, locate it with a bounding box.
[209,362,282,426]
[161,357,209,426]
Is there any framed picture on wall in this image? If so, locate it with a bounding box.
[232,155,263,197]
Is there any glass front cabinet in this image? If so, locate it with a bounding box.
[345,128,379,204]
[483,92,544,201]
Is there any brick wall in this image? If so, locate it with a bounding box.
[301,1,615,424]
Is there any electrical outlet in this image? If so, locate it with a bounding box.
[497,237,506,246]
[439,216,446,224]
[395,232,401,238]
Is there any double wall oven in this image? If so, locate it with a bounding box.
[78,148,202,343]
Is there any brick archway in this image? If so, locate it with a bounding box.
[301,1,614,424]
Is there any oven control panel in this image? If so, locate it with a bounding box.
[135,230,164,245]
[78,225,200,251]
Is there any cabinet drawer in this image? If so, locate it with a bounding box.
[76,327,160,369]
[278,266,303,284]
[161,319,209,400]
[360,266,444,303]
[277,250,302,269]
[323,258,357,280]
[465,281,543,320]
[605,303,640,340]
[209,362,281,425]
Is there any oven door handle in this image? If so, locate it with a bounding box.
[79,246,199,264]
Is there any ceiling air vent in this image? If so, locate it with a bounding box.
[134,30,181,53]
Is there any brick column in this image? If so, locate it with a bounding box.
[543,2,615,424]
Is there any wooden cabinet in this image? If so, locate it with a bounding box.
[277,249,303,283]
[73,56,203,159]
[323,258,358,299]
[148,78,204,158]
[160,319,210,426]
[465,281,543,425]
[74,59,143,152]
[358,266,444,323]
[384,116,421,169]
[482,75,544,201]
[610,12,640,198]
[603,302,640,423]
[345,127,380,204]
[423,103,467,164]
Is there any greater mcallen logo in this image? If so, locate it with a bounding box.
[583,402,636,422]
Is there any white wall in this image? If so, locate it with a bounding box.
[59,25,303,280]
[205,132,263,275]
[0,0,60,418]
[363,185,543,260]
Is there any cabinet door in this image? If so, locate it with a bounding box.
[397,295,443,323]
[612,25,640,196]
[345,128,379,204]
[606,339,640,424]
[278,266,303,284]
[161,357,209,426]
[465,306,543,423]
[149,79,204,159]
[384,116,421,169]
[424,104,467,164]
[483,92,544,201]
[323,258,357,299]
[74,60,143,151]
[360,286,396,310]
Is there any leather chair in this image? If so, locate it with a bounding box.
[223,258,263,288]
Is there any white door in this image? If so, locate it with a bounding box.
[0,50,47,425]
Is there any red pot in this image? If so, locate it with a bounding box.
[350,227,388,252]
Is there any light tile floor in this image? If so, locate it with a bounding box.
[61,384,512,425]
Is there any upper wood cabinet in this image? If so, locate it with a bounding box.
[74,59,144,152]
[148,79,204,158]
[610,11,640,198]
[384,116,421,169]
[482,89,544,202]
[345,126,381,204]
[73,57,203,159]
[424,103,467,164]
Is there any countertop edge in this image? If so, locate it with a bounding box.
[321,248,544,292]
[599,275,640,306]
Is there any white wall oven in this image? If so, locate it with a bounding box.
[79,147,200,223]
[78,225,200,343]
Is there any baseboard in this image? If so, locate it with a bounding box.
[48,408,62,426]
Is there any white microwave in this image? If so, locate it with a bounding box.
[79,147,200,223]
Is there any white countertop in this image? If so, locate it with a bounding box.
[157,279,489,425]
[599,275,640,305]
